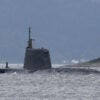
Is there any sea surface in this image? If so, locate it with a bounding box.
[0,64,100,100]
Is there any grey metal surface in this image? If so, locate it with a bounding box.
[24,28,51,71]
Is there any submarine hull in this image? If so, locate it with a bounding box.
[24,48,52,71]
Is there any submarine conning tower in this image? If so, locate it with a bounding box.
[24,27,52,71]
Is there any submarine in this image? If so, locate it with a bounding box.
[0,27,52,73]
[0,27,100,74]
[24,27,52,71]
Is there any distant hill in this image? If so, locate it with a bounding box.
[63,57,100,68]
[87,58,100,63]
[78,57,100,67]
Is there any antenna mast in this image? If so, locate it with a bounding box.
[27,27,33,48]
[29,27,31,40]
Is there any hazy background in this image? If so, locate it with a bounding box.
[0,0,100,64]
